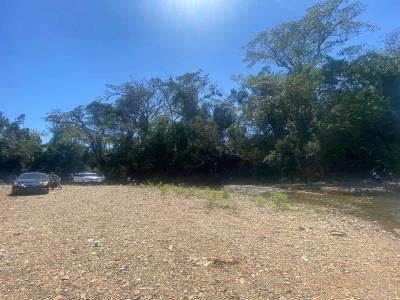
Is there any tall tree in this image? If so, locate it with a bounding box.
[245,0,375,73]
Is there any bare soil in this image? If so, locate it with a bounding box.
[0,185,399,300]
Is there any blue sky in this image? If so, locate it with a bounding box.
[1,0,399,134]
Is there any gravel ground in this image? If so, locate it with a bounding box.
[0,185,399,300]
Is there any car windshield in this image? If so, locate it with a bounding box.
[19,173,47,180]
[82,173,99,176]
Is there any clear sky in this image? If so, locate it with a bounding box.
[1,0,399,134]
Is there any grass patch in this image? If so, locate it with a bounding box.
[312,207,327,217]
[253,195,267,207]
[154,183,236,210]
[271,191,291,211]
[204,187,235,210]
[268,191,300,212]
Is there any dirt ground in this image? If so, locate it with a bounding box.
[0,185,399,300]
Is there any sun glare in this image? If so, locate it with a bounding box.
[166,0,222,16]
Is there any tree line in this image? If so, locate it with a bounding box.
[1,0,399,182]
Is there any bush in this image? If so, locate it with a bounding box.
[270,191,297,212]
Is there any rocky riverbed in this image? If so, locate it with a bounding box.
[1,185,399,299]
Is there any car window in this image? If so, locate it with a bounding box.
[19,173,47,180]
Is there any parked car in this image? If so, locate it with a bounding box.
[72,172,105,184]
[11,172,50,195]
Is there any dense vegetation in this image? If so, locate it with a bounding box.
[1,0,399,181]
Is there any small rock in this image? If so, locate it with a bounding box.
[126,248,136,256]
[168,245,173,251]
[393,228,400,236]
[61,275,70,281]
[134,289,141,296]
[330,231,347,237]
[298,226,306,231]
[80,294,87,300]
[301,255,309,262]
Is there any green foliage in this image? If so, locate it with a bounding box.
[313,207,327,217]
[204,188,235,210]
[245,0,374,73]
[0,113,42,175]
[384,28,400,59]
[269,192,298,212]
[319,51,400,173]
[154,184,235,210]
[252,192,298,211]
[253,195,267,207]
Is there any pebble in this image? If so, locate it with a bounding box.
[301,255,309,262]
[330,231,347,237]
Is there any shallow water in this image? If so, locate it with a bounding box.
[286,192,400,230]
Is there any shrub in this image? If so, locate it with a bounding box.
[270,191,297,212]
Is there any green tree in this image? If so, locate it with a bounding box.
[0,113,42,174]
[319,51,400,173]
[245,0,374,73]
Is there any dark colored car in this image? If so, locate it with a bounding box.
[11,172,50,195]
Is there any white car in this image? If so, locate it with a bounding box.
[73,172,105,184]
